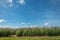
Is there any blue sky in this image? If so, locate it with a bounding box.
[0,0,60,28]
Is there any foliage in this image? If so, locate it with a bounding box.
[0,27,60,37]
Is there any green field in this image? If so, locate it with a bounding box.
[0,36,60,40]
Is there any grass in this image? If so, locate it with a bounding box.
[0,36,60,40]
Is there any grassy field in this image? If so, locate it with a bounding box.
[0,36,60,40]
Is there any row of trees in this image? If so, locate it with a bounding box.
[0,28,16,37]
[16,27,60,36]
[0,27,60,37]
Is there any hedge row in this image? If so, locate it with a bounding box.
[0,27,60,37]
[0,29,16,37]
[16,27,60,36]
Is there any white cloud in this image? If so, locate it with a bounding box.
[44,23,49,26]
[30,25,33,28]
[18,0,25,5]
[0,0,13,8]
[0,25,2,27]
[0,19,6,23]
[17,22,39,28]
[34,25,38,27]
[0,25,16,28]
[7,0,12,3]
[21,22,25,25]
[7,0,13,7]
[30,25,38,28]
[0,0,25,8]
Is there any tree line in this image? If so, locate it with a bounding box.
[0,27,60,37]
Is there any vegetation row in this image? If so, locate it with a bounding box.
[0,27,60,37]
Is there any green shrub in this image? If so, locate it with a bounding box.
[22,29,29,36]
[0,30,9,37]
[16,29,24,36]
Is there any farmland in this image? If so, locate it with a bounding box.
[0,36,60,40]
